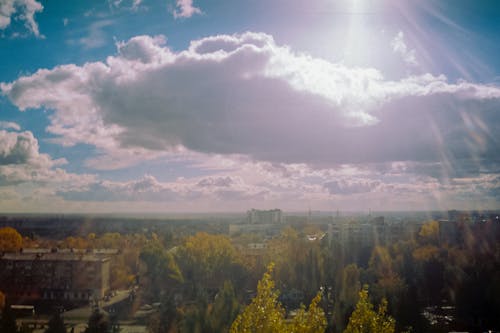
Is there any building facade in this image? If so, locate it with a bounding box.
[247,209,283,224]
[0,250,110,304]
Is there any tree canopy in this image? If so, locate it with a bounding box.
[84,308,109,333]
[44,312,66,333]
[0,303,18,333]
[344,286,395,333]
[230,264,326,333]
[0,227,22,252]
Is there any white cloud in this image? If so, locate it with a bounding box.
[116,34,168,63]
[0,121,21,131]
[173,0,202,19]
[0,1,16,29]
[131,0,142,10]
[78,20,113,49]
[2,32,500,172]
[0,0,43,37]
[0,130,52,165]
[48,156,500,210]
[109,0,143,11]
[391,31,418,66]
[57,174,268,203]
[0,129,495,210]
[0,129,94,186]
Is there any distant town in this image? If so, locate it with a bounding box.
[0,209,499,333]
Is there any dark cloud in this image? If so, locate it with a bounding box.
[2,32,500,180]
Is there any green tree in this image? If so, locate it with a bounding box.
[139,241,183,301]
[45,312,66,333]
[208,281,241,332]
[148,293,179,333]
[344,286,395,333]
[179,293,209,333]
[175,281,241,333]
[334,263,361,332]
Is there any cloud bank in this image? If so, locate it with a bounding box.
[2,32,500,171]
[1,32,500,209]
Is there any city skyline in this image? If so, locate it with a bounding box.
[1,0,500,212]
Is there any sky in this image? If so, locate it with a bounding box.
[0,0,500,213]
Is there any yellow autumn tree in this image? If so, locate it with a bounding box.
[230,264,326,333]
[418,220,439,245]
[289,292,328,333]
[0,227,22,252]
[344,285,395,333]
[177,232,243,289]
[0,291,5,310]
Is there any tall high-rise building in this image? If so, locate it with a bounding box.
[247,209,283,224]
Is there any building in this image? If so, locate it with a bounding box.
[328,217,389,247]
[438,219,461,245]
[0,250,110,304]
[247,209,283,224]
[229,223,283,236]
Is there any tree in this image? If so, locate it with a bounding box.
[367,246,406,326]
[0,227,22,252]
[265,227,325,298]
[0,291,5,311]
[139,241,183,301]
[418,221,439,245]
[0,303,18,333]
[61,236,88,249]
[179,292,209,333]
[45,312,66,333]
[334,263,361,332]
[344,286,395,333]
[289,292,327,333]
[230,264,326,333]
[84,308,109,333]
[174,281,241,333]
[230,264,286,333]
[208,281,241,332]
[368,246,393,279]
[177,232,244,291]
[148,292,179,333]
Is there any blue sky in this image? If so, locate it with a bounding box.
[0,0,500,213]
